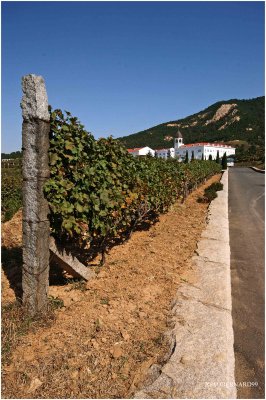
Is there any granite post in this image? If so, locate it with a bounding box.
[21,74,50,315]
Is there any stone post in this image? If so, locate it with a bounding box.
[21,74,50,315]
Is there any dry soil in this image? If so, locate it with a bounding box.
[1,174,221,399]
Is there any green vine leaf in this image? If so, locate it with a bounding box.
[44,107,222,249]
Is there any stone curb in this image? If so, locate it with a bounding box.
[250,166,265,174]
[135,171,236,399]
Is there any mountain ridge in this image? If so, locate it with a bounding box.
[117,96,265,150]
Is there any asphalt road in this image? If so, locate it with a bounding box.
[229,167,265,399]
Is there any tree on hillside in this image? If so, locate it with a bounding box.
[222,152,227,169]
[248,144,257,162]
[191,151,195,161]
[1,151,22,159]
[185,150,189,163]
[216,150,220,163]
[117,96,265,152]
[209,154,213,161]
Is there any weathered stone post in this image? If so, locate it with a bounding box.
[21,74,50,315]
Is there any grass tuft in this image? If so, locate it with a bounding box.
[1,298,61,364]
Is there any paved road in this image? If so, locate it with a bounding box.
[229,167,265,399]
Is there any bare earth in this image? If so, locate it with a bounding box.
[2,174,221,399]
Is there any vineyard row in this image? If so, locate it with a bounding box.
[43,109,222,262]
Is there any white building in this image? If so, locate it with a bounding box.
[174,130,235,161]
[155,148,175,159]
[126,131,235,162]
[127,146,155,157]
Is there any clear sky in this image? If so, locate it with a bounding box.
[2,1,265,153]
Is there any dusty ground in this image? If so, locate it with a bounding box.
[2,174,221,399]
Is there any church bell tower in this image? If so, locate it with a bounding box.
[174,129,183,150]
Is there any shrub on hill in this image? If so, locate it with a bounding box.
[118,97,265,155]
[197,181,223,203]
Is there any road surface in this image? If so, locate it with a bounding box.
[229,167,265,399]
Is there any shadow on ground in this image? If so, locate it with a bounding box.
[1,213,161,299]
[1,246,83,301]
[1,246,23,300]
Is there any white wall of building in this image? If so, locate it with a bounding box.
[156,148,175,159]
[175,144,235,160]
[175,145,203,160]
[139,147,155,156]
[128,147,155,157]
[128,142,235,162]
[203,145,235,159]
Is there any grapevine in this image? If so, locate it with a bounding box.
[44,109,222,264]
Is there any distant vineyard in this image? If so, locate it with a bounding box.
[1,159,22,168]
[1,167,22,222]
[44,109,221,262]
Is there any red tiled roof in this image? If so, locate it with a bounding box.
[127,147,143,153]
[180,142,233,148]
[155,147,175,151]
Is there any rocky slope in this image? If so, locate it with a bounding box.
[118,96,264,149]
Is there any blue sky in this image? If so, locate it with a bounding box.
[2,1,265,152]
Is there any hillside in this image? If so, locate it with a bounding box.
[118,96,265,150]
[1,151,22,160]
[2,97,264,165]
